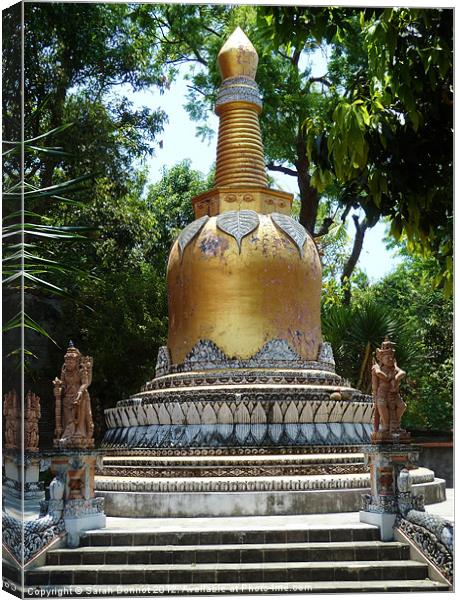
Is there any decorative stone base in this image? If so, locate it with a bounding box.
[371,430,411,444]
[103,422,373,451]
[359,511,396,541]
[96,475,445,518]
[46,450,107,547]
[103,342,374,451]
[97,452,368,478]
[54,437,95,450]
[65,509,106,548]
[359,444,421,542]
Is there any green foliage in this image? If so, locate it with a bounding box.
[406,357,453,432]
[2,124,94,366]
[369,254,453,430]
[146,161,207,270]
[322,297,414,394]
[262,6,453,292]
[322,252,453,431]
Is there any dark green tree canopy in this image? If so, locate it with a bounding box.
[259,6,453,292]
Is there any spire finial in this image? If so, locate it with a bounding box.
[217,27,258,80]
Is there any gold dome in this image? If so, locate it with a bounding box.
[167,215,322,364]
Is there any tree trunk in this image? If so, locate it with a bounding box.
[38,71,69,207]
[341,215,369,305]
[295,132,319,235]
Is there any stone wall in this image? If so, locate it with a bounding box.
[416,443,453,487]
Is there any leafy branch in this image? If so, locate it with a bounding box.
[2,124,97,364]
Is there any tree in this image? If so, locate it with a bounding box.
[369,253,453,431]
[2,3,177,386]
[31,162,209,439]
[145,160,209,271]
[322,250,453,432]
[5,2,173,206]
[261,6,453,293]
[322,297,415,395]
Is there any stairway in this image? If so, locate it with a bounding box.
[25,522,448,595]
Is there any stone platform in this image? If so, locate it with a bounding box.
[102,342,377,451]
[94,452,445,518]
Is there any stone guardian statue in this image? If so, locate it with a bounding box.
[24,391,41,452]
[53,341,94,449]
[3,390,18,449]
[371,337,409,443]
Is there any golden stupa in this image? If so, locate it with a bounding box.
[102,28,374,458]
[99,30,442,522]
[167,27,322,365]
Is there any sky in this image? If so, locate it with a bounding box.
[126,44,403,283]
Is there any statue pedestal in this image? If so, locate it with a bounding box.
[63,498,106,547]
[371,430,411,444]
[359,444,419,541]
[2,451,45,510]
[49,450,106,547]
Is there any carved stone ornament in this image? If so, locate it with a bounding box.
[161,338,337,375]
[102,419,373,450]
[24,390,41,452]
[177,215,209,258]
[317,342,336,367]
[64,497,105,518]
[216,209,259,252]
[2,499,65,564]
[271,212,308,258]
[53,341,94,449]
[155,346,171,378]
[108,395,373,429]
[397,511,453,582]
[3,390,19,449]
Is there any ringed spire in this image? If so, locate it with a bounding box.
[214,27,267,188]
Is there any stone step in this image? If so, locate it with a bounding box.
[26,559,428,586]
[79,525,381,546]
[95,472,445,518]
[101,453,366,465]
[98,464,368,478]
[23,579,449,596]
[46,540,409,566]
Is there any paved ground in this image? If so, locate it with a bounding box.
[427,486,454,520]
[102,488,454,532]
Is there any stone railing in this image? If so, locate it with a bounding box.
[396,510,453,583]
[2,509,65,565]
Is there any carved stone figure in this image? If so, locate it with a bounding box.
[68,469,86,500]
[24,391,41,452]
[3,390,18,449]
[371,338,408,443]
[53,341,94,449]
[49,475,65,501]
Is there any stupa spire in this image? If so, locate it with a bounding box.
[217,26,258,79]
[214,27,267,188]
